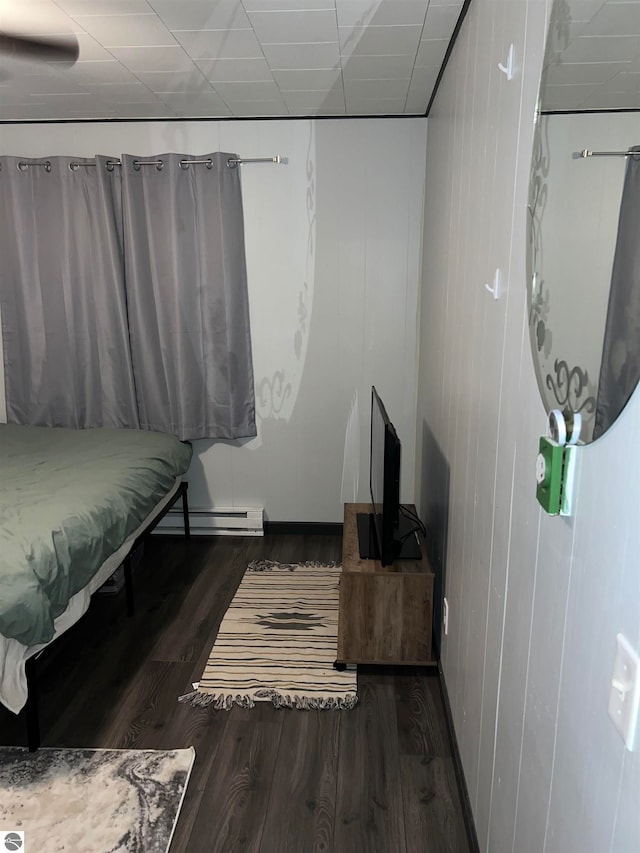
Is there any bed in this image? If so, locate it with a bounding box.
[0,424,193,722]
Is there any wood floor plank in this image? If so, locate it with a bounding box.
[260,709,340,852]
[401,754,470,852]
[334,676,408,852]
[147,538,251,664]
[395,668,451,758]
[181,717,283,853]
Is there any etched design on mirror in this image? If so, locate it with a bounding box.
[528,110,597,440]
[528,112,551,358]
[527,0,600,442]
[546,360,596,417]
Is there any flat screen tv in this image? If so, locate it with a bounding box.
[357,386,422,566]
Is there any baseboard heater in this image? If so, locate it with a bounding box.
[153,505,264,537]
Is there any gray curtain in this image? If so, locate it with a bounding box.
[121,152,256,440]
[0,155,139,428]
[593,148,640,440]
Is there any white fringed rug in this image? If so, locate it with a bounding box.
[180,561,357,710]
[0,746,195,853]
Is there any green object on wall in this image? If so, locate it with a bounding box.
[535,436,565,514]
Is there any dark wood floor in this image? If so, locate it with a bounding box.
[0,533,471,853]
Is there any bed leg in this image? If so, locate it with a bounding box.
[124,554,135,617]
[25,657,41,752]
[182,483,191,539]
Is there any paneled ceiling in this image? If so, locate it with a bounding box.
[542,0,640,112]
[0,0,466,122]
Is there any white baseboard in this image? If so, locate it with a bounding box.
[153,505,264,537]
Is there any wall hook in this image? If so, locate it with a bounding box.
[484,268,501,300]
[498,44,515,80]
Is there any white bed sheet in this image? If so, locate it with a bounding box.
[0,477,183,714]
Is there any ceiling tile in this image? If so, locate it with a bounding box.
[272,68,342,90]
[72,14,178,48]
[108,46,196,73]
[597,69,640,91]
[148,0,251,31]
[73,33,129,62]
[541,83,600,108]
[341,53,415,78]
[336,0,428,28]
[136,70,212,93]
[247,10,338,42]
[544,60,630,85]
[282,89,345,112]
[261,41,340,68]
[56,0,151,14]
[581,89,640,108]
[64,60,140,84]
[346,97,407,114]
[582,2,640,36]
[421,5,461,41]
[109,101,178,117]
[173,28,263,59]
[344,77,410,99]
[243,0,335,8]
[339,25,422,57]
[406,74,433,111]
[409,64,441,94]
[565,0,609,23]
[196,57,275,82]
[213,80,282,100]
[91,81,158,102]
[10,72,88,95]
[415,37,449,68]
[224,99,289,115]
[560,34,640,62]
[156,91,231,114]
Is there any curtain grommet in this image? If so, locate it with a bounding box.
[17,161,28,172]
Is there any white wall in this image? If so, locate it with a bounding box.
[0,117,427,522]
[416,0,640,851]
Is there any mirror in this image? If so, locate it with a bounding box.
[527,0,640,444]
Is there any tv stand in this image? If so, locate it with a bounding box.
[336,503,436,667]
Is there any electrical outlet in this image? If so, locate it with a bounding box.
[443,597,449,636]
[608,633,640,751]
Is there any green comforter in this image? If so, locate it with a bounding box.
[0,425,192,646]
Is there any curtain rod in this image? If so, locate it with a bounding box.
[13,155,283,172]
[578,148,640,158]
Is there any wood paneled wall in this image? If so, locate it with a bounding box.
[416,0,640,850]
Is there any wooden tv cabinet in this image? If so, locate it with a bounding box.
[336,503,436,667]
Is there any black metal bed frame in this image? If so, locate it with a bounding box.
[22,480,190,751]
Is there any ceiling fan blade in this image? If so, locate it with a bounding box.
[0,32,79,64]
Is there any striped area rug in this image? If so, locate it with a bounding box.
[181,561,357,710]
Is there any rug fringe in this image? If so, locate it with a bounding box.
[179,689,358,711]
[247,559,340,572]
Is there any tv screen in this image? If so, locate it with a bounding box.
[357,386,422,565]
